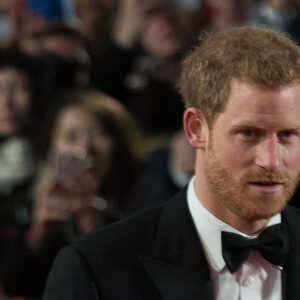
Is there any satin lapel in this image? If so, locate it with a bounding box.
[139,189,215,300]
[282,206,300,300]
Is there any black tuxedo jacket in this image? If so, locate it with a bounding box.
[43,189,300,300]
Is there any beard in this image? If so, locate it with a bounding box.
[204,146,299,221]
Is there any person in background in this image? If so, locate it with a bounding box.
[249,0,291,31]
[38,89,145,219]
[0,0,13,41]
[135,129,196,209]
[91,0,208,142]
[0,41,40,253]
[0,41,41,299]
[9,0,77,37]
[248,0,300,44]
[205,0,257,30]
[73,0,118,55]
[31,22,91,90]
[285,0,300,44]
[1,89,145,298]
[44,26,300,299]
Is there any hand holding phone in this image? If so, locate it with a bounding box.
[50,152,99,212]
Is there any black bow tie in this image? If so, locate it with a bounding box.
[221,223,289,274]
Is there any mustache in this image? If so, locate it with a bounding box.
[241,170,295,183]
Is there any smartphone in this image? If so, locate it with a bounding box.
[52,152,92,189]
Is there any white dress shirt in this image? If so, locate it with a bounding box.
[187,177,282,300]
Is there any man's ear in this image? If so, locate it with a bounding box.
[183,107,209,149]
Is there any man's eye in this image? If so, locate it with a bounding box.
[279,131,294,138]
[243,130,254,137]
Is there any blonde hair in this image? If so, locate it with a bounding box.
[177,26,300,124]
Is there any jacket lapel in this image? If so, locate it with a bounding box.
[139,189,215,300]
[282,206,300,300]
[139,194,300,299]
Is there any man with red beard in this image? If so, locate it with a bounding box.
[43,26,300,300]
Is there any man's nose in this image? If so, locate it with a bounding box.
[254,137,280,171]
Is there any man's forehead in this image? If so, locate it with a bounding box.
[228,78,300,93]
[212,79,300,125]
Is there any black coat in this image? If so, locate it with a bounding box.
[43,188,300,300]
[134,147,180,210]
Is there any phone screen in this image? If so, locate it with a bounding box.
[53,153,92,189]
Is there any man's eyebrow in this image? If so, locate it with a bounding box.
[231,121,265,129]
[231,122,300,130]
[232,122,260,128]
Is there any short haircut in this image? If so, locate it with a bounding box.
[177,26,300,124]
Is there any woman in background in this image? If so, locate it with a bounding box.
[2,89,145,298]
[0,41,41,247]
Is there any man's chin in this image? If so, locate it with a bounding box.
[229,196,288,221]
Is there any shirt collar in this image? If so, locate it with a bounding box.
[187,176,281,273]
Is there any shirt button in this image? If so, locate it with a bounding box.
[242,276,255,287]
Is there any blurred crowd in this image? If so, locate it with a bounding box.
[0,0,300,299]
